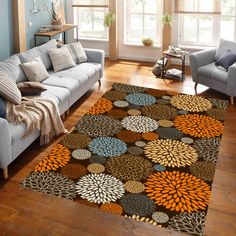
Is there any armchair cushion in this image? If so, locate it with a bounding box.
[215,39,236,60]
[215,50,236,71]
[198,63,228,83]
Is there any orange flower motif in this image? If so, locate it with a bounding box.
[145,171,211,213]
[34,144,71,172]
[100,203,123,215]
[174,114,224,138]
[142,132,159,141]
[88,98,113,115]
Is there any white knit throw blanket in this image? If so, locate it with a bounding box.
[6,97,67,145]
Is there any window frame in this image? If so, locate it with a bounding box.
[73,6,109,40]
[124,0,162,47]
[178,0,236,48]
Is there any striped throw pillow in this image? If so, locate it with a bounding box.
[0,71,21,105]
[48,47,76,72]
[21,57,49,83]
[67,42,87,64]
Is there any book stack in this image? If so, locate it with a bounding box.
[166,68,182,78]
[39,25,52,33]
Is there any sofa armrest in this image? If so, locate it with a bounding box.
[84,48,105,77]
[189,49,216,82]
[227,62,236,97]
[0,118,12,169]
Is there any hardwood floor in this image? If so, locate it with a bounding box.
[0,59,236,236]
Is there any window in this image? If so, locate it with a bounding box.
[73,1,108,40]
[178,0,236,47]
[221,0,236,41]
[125,0,162,46]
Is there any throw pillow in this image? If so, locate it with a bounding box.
[215,50,236,71]
[0,71,21,105]
[21,57,49,82]
[0,96,6,119]
[67,42,87,64]
[0,55,27,83]
[215,39,236,61]
[48,47,76,72]
[17,82,47,96]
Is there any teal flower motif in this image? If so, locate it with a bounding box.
[126,93,156,106]
[154,164,166,172]
[89,137,127,157]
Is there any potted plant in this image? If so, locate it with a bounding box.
[162,13,173,25]
[104,12,116,28]
[142,37,153,47]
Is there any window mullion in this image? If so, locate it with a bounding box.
[143,0,145,37]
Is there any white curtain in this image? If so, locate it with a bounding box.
[72,0,108,6]
[175,0,221,14]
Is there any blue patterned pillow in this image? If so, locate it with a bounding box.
[0,96,6,119]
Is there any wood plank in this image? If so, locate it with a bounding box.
[0,59,235,235]
[108,0,118,60]
[162,0,172,51]
[12,0,27,52]
[34,24,76,37]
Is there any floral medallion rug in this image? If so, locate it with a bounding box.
[22,83,228,236]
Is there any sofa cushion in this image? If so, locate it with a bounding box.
[19,40,57,70]
[58,62,102,85]
[198,63,228,83]
[48,47,76,72]
[43,76,80,101]
[0,96,6,119]
[17,82,47,95]
[0,71,22,104]
[215,39,236,60]
[37,39,58,69]
[18,47,40,63]
[67,42,87,64]
[0,55,27,83]
[215,50,236,71]
[21,57,49,82]
[41,85,70,114]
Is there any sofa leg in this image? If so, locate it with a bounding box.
[66,109,70,116]
[3,167,8,179]
[230,96,234,105]
[194,83,198,95]
[98,80,101,87]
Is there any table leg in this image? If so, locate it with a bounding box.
[182,55,185,80]
[64,32,66,44]
[161,57,165,79]
[34,35,37,47]
[76,26,79,42]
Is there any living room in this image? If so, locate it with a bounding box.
[0,0,236,235]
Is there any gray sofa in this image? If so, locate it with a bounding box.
[0,39,105,179]
[189,39,236,105]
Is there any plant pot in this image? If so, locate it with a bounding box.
[51,19,63,31]
[143,42,153,47]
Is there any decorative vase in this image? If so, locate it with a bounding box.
[51,19,63,31]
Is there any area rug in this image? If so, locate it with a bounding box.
[22,83,228,236]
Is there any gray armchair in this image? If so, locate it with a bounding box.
[189,39,236,105]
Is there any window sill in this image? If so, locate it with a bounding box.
[178,44,216,51]
[124,42,161,49]
[76,37,109,42]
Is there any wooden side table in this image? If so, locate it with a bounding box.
[34,24,79,46]
[161,50,188,81]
